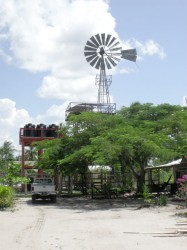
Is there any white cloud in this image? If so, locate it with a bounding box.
[0,0,166,103]
[111,38,166,75]
[0,0,117,103]
[134,39,166,60]
[38,75,97,102]
[33,101,68,125]
[0,99,30,147]
[0,0,167,150]
[0,98,68,148]
[182,96,187,107]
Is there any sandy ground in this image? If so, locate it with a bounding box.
[0,196,187,250]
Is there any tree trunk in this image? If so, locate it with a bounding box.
[68,175,73,195]
[136,169,145,194]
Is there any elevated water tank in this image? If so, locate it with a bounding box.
[36,124,46,137]
[47,124,58,137]
[24,123,35,137]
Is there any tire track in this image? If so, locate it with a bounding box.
[13,205,46,250]
[34,207,46,231]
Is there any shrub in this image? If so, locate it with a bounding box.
[0,186,15,209]
[159,194,168,206]
[176,175,187,207]
[143,184,152,204]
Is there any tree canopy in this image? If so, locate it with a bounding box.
[36,103,187,192]
[0,141,28,186]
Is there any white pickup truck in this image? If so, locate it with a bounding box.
[31,177,57,203]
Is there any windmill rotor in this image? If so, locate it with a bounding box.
[84,33,125,70]
[84,33,137,70]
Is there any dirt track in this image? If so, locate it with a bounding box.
[0,196,187,250]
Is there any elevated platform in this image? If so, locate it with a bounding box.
[19,124,60,187]
[19,123,59,146]
[65,102,116,120]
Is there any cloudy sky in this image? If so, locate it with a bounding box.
[0,0,186,150]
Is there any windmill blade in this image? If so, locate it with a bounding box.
[90,36,100,47]
[105,34,112,46]
[109,41,120,49]
[110,47,122,51]
[109,52,121,56]
[84,51,97,57]
[101,33,106,45]
[105,58,112,69]
[84,33,137,71]
[110,55,121,62]
[90,56,99,67]
[108,37,116,47]
[107,56,117,67]
[95,58,101,69]
[121,48,137,62]
[84,45,97,52]
[105,51,120,61]
[85,53,98,63]
[95,34,102,45]
[86,40,98,49]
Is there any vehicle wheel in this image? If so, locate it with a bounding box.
[51,196,56,203]
[32,195,36,203]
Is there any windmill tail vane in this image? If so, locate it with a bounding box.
[121,48,137,62]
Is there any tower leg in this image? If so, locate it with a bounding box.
[21,142,26,192]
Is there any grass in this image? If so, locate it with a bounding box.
[175,211,187,217]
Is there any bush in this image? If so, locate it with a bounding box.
[143,184,152,204]
[176,175,187,207]
[159,194,168,206]
[0,186,15,209]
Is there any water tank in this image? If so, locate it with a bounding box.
[36,124,46,137]
[47,124,58,137]
[24,123,35,136]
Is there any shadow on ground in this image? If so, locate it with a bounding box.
[26,196,145,211]
[59,196,145,211]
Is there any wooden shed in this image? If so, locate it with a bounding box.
[145,156,187,194]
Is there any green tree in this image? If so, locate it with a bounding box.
[0,141,15,171]
[0,141,28,187]
[35,103,187,193]
[24,147,38,161]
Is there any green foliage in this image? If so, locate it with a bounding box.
[1,161,29,187]
[24,147,38,161]
[159,194,168,206]
[34,104,187,193]
[0,141,28,187]
[0,141,15,170]
[0,186,15,208]
[176,212,187,217]
[143,184,152,204]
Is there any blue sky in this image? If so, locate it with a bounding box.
[109,0,187,108]
[0,0,186,149]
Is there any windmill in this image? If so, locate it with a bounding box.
[84,33,137,113]
[65,33,137,119]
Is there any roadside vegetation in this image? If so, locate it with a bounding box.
[36,102,187,194]
[0,141,29,208]
[1,102,187,207]
[0,186,15,209]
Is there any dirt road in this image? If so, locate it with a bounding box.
[0,196,187,250]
